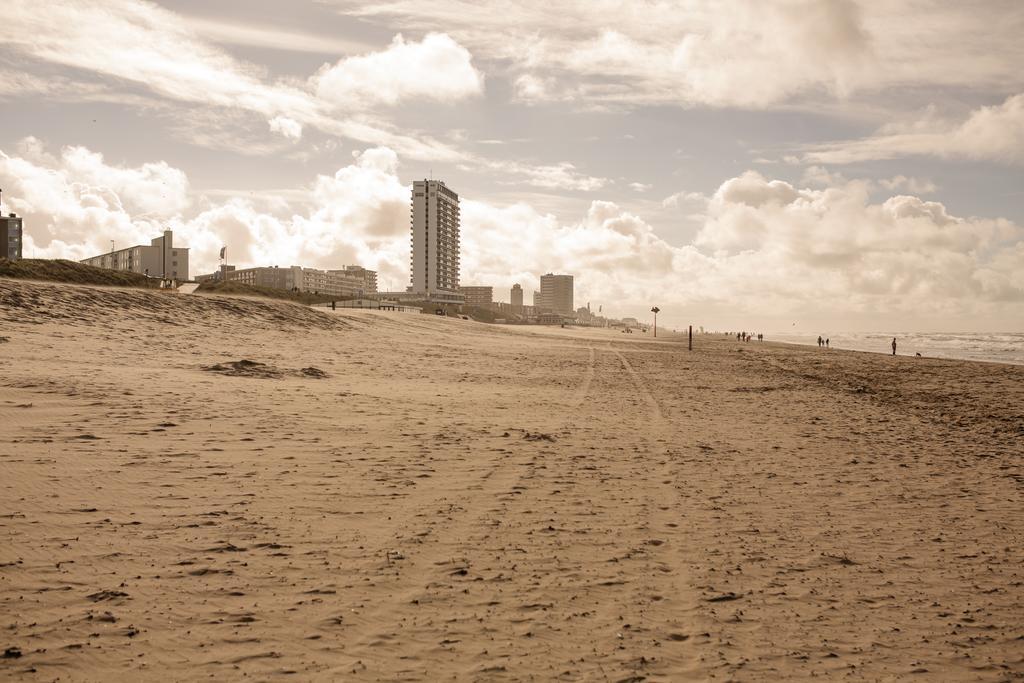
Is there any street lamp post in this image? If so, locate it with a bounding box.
[651,306,660,338]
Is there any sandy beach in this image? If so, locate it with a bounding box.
[1,279,1022,681]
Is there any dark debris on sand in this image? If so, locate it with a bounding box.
[86,590,129,602]
[202,360,283,379]
[201,360,329,380]
[523,431,557,442]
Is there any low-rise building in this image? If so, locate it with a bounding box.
[331,266,377,295]
[537,312,566,325]
[1,212,23,260]
[198,264,378,298]
[195,265,235,284]
[532,290,552,313]
[81,230,189,280]
[459,285,493,307]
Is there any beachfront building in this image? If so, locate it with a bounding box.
[539,273,574,315]
[460,285,493,308]
[532,290,551,312]
[537,312,566,325]
[1,212,23,260]
[81,230,189,281]
[333,266,377,294]
[511,283,523,310]
[410,179,463,304]
[194,265,237,283]
[199,264,377,298]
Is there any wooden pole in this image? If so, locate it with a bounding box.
[688,325,692,351]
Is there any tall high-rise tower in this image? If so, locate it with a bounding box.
[539,273,574,315]
[510,283,523,309]
[410,179,462,303]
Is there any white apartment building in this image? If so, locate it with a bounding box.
[207,264,377,298]
[81,230,189,281]
[410,180,463,304]
[331,266,378,294]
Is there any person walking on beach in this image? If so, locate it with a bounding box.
[826,337,830,348]
[892,337,897,356]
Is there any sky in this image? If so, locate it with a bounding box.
[1,0,1022,333]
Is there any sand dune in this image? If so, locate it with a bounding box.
[1,279,1022,681]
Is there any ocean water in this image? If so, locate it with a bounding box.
[767,332,1024,366]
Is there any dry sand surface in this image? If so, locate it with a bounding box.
[1,279,1022,681]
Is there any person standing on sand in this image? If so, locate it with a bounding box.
[892,337,897,355]
[826,338,830,348]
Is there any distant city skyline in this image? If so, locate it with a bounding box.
[0,1,1022,332]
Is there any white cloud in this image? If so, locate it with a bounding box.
[1,141,189,225]
[879,175,937,195]
[0,0,464,161]
[804,93,1024,165]
[268,116,303,141]
[4,2,621,180]
[513,74,554,103]
[182,15,373,56]
[628,182,652,193]
[800,165,847,187]
[332,0,1024,109]
[803,166,937,196]
[661,191,709,210]
[486,160,609,192]
[694,171,1022,311]
[314,32,483,107]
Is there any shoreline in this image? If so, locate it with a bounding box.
[730,332,1024,367]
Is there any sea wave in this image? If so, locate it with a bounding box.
[768,332,1024,366]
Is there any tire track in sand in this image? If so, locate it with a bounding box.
[603,342,707,678]
[329,343,602,678]
[611,345,664,421]
[570,345,597,409]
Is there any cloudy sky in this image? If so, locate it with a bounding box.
[2,0,1022,332]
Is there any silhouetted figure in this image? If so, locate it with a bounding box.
[817,335,822,348]
[892,337,897,355]
[826,338,830,348]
